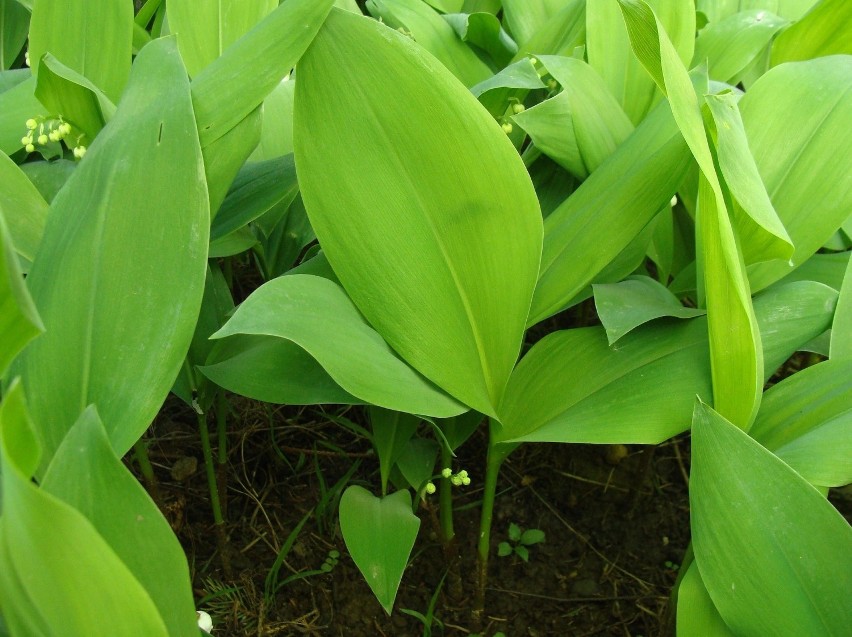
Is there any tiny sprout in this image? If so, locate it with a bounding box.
[37,134,49,145]
[441,468,452,479]
[25,143,35,153]
[425,482,436,495]
[25,118,37,130]
[501,122,513,134]
[511,103,525,114]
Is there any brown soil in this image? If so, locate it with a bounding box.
[138,397,696,637]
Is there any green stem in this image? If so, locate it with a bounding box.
[198,410,231,576]
[438,444,454,543]
[133,438,161,504]
[215,391,229,519]
[472,431,516,628]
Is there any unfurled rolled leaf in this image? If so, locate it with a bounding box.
[167,0,277,77]
[211,275,466,417]
[0,382,169,636]
[28,0,132,102]
[0,208,43,377]
[593,275,704,344]
[295,9,542,417]
[42,407,197,636]
[339,486,420,614]
[618,0,762,429]
[771,0,852,66]
[690,401,852,636]
[588,0,694,125]
[9,38,210,468]
[370,407,420,495]
[704,91,793,264]
[740,56,852,291]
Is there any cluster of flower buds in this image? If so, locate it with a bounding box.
[441,467,471,487]
[21,116,86,159]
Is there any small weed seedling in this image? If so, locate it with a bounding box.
[497,523,545,562]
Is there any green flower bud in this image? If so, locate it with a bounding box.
[511,103,525,114]
[73,145,87,159]
[37,134,49,145]
[441,468,452,479]
[425,482,436,495]
[60,123,72,136]
[450,475,462,486]
[25,118,37,130]
[458,469,468,479]
[461,476,471,486]
[501,122,513,134]
[25,143,35,153]
[21,136,31,145]
[49,131,60,142]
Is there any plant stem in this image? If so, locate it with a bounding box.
[438,444,464,601]
[133,438,162,505]
[472,430,516,628]
[198,410,231,576]
[215,390,229,520]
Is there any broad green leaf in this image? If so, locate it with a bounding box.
[9,38,209,468]
[0,66,28,92]
[741,57,852,290]
[0,382,169,636]
[249,76,295,161]
[529,98,690,324]
[18,158,75,204]
[696,0,817,23]
[0,150,47,264]
[366,0,491,86]
[211,275,465,417]
[588,0,695,125]
[207,225,257,258]
[831,254,852,359]
[755,280,837,378]
[470,57,545,117]
[691,402,852,636]
[705,91,793,263]
[1,0,28,70]
[497,319,712,444]
[463,0,500,13]
[295,9,542,417]
[395,437,439,491]
[775,251,849,291]
[211,154,299,242]
[28,0,132,102]
[34,53,116,142]
[692,9,787,83]
[0,208,42,376]
[676,562,736,637]
[444,11,517,68]
[750,360,852,487]
[511,0,586,61]
[166,0,277,77]
[202,105,261,218]
[339,486,420,614]
[502,0,567,46]
[42,407,197,636]
[200,334,360,405]
[593,275,705,344]
[422,0,463,12]
[618,0,762,429]
[512,56,633,178]
[771,0,852,66]
[370,407,420,495]
[190,0,335,148]
[0,76,47,155]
